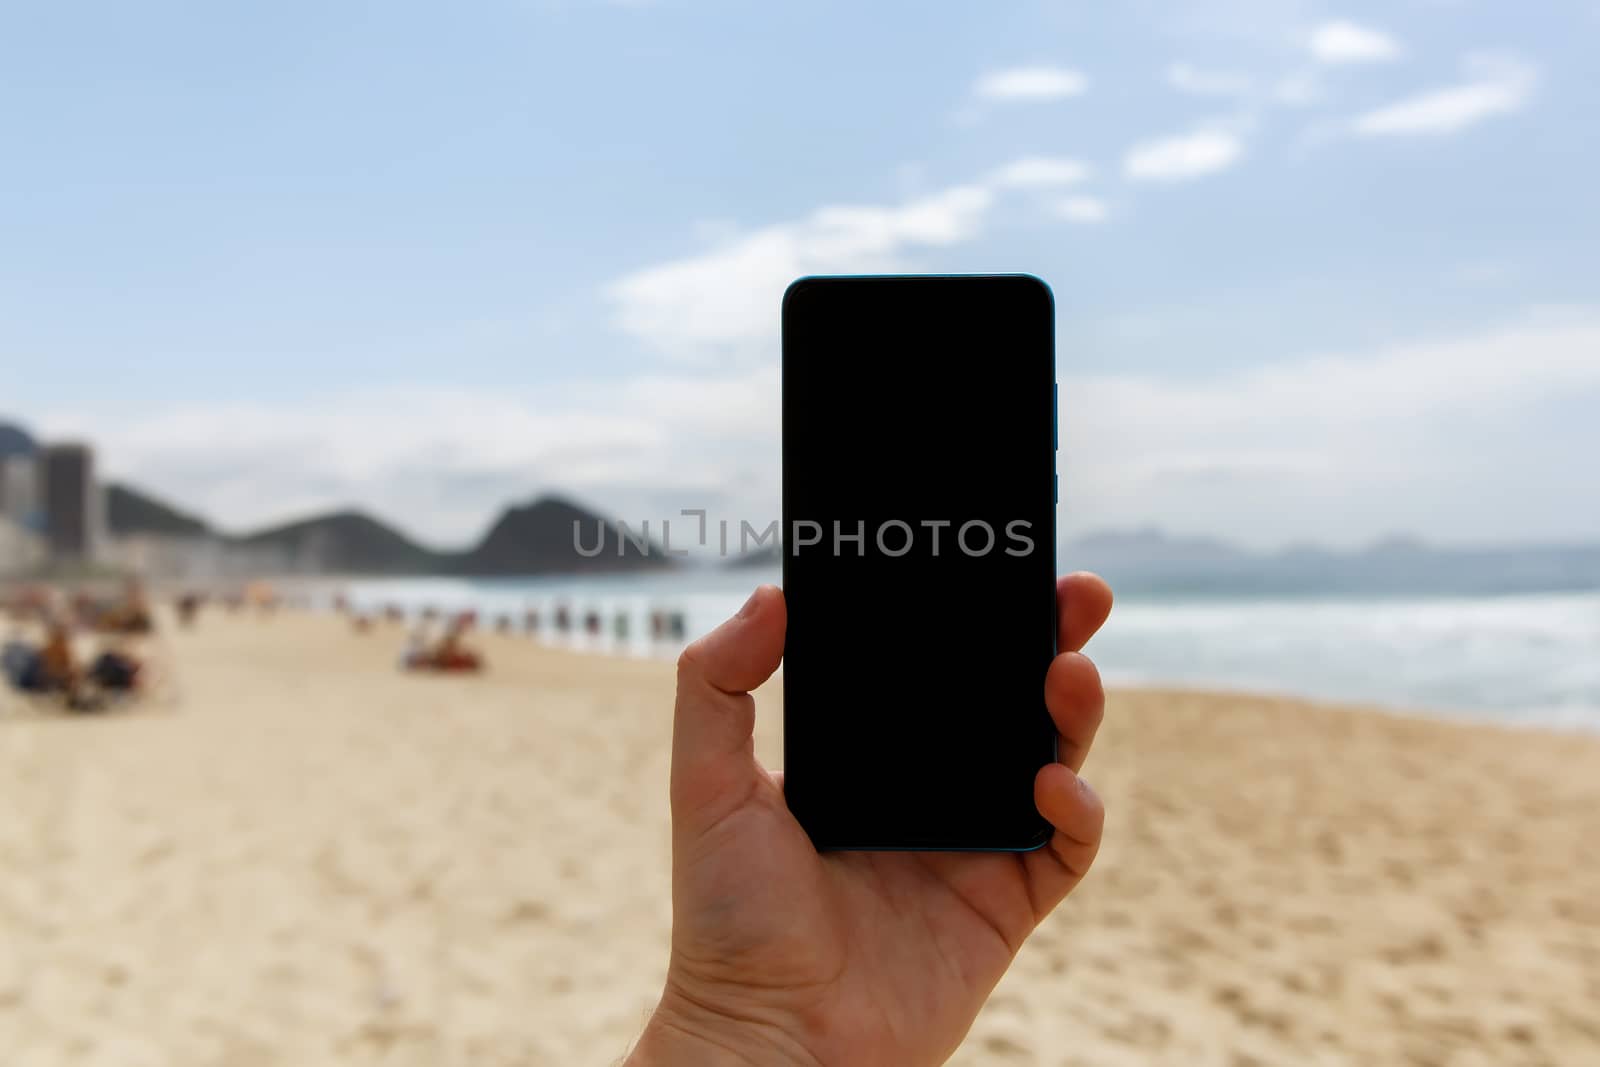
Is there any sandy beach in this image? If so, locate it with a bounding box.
[3,609,1598,1066]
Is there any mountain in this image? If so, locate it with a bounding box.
[454,494,675,575]
[97,482,676,576]
[0,421,38,458]
[1065,528,1600,596]
[88,480,1600,592]
[1069,526,1244,576]
[106,482,213,538]
[727,525,1600,595]
[235,510,444,574]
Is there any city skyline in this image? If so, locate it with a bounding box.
[4,2,1598,549]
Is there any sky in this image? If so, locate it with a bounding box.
[3,0,1598,551]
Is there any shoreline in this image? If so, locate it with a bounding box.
[11,582,1598,738]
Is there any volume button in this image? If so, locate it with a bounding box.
[1053,382,1058,450]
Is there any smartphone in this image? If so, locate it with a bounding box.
[782,274,1058,851]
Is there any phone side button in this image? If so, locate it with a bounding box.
[1054,473,1058,503]
[1053,382,1058,450]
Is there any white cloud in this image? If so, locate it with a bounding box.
[1052,196,1110,224]
[609,154,1114,362]
[1060,312,1600,545]
[608,184,993,362]
[986,156,1091,188]
[1309,20,1401,64]
[1124,129,1243,181]
[1352,55,1536,136]
[42,368,785,545]
[1274,71,1324,106]
[1166,63,1254,96]
[52,313,1600,549]
[609,152,1113,363]
[972,65,1088,102]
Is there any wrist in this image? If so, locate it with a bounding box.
[626,984,820,1067]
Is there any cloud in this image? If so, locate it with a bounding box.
[1059,311,1600,545]
[41,368,785,545]
[1309,20,1401,64]
[609,153,1114,361]
[986,156,1091,188]
[607,183,993,362]
[972,65,1088,102]
[1274,71,1324,106]
[1052,196,1110,224]
[1351,55,1536,136]
[52,312,1600,549]
[1166,63,1254,96]
[1123,129,1243,181]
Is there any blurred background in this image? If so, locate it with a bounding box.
[3,3,1598,1065]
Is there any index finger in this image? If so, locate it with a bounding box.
[1057,572,1113,652]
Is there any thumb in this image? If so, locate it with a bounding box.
[670,584,786,833]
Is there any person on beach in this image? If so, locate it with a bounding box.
[401,621,434,669]
[38,621,79,694]
[402,616,483,672]
[2,637,38,690]
[86,644,142,692]
[105,577,154,634]
[432,617,471,667]
[624,574,1113,1067]
[176,592,202,628]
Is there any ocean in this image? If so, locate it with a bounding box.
[341,569,1600,732]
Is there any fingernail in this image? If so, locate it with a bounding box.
[736,587,762,619]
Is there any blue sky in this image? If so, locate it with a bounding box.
[3,0,1598,548]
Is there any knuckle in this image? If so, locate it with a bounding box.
[675,640,708,679]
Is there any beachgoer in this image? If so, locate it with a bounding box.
[401,622,433,669]
[400,618,481,672]
[87,647,141,691]
[622,576,1112,1067]
[176,592,201,627]
[431,618,479,670]
[2,639,37,689]
[117,577,154,632]
[39,622,77,692]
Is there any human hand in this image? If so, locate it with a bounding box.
[626,575,1113,1066]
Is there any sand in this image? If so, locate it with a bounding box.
[2,610,1598,1066]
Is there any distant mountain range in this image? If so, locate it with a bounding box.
[725,526,1600,595]
[107,482,672,577]
[453,495,672,575]
[106,484,210,538]
[233,510,443,574]
[103,481,1600,590]
[0,415,1561,591]
[1063,527,1600,596]
[12,406,1600,589]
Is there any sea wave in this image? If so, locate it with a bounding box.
[339,574,1600,732]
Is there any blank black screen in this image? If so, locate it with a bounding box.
[782,275,1057,851]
